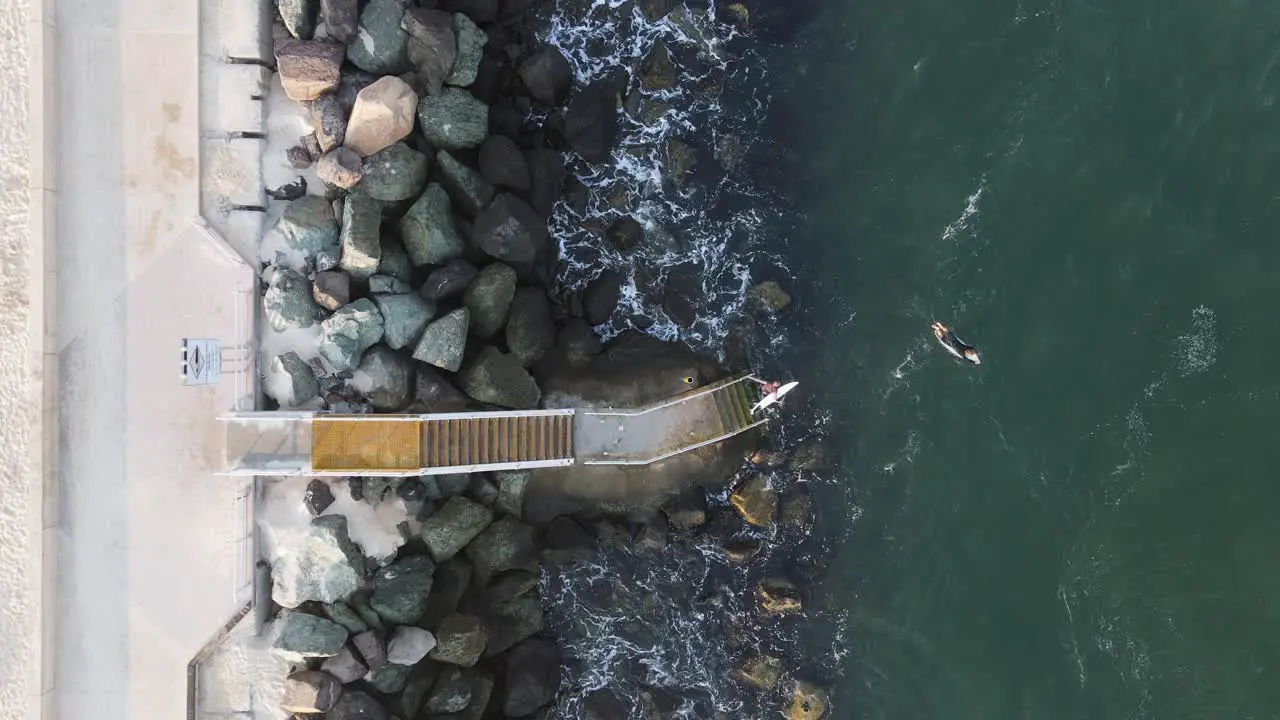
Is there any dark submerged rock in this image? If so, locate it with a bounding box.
[518,46,573,106]
[502,639,559,717]
[505,287,555,367]
[583,270,623,326]
[565,79,619,162]
[479,134,531,190]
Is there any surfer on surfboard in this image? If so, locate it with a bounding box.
[931,321,981,365]
[750,377,799,413]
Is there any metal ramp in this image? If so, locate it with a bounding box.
[574,375,769,465]
[220,410,575,476]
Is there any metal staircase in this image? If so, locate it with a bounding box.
[421,413,573,468]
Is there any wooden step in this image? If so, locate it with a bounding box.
[419,413,573,469]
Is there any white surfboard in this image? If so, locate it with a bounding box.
[751,381,799,414]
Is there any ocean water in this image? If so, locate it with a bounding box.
[773,0,1280,717]
[544,0,1280,717]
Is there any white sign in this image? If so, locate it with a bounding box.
[182,338,222,385]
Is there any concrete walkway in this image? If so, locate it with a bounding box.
[46,0,268,718]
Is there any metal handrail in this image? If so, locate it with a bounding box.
[578,374,758,417]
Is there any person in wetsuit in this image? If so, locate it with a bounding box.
[931,321,981,365]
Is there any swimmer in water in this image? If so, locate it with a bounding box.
[931,321,981,365]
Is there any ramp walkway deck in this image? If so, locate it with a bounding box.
[220,375,766,476]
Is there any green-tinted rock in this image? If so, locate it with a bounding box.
[436,150,494,217]
[271,515,366,608]
[462,262,516,338]
[370,555,435,624]
[368,662,411,694]
[347,0,410,74]
[361,142,429,202]
[319,298,384,372]
[429,613,487,667]
[418,87,488,150]
[339,193,383,279]
[263,195,338,264]
[264,268,320,332]
[323,601,369,634]
[378,238,413,280]
[412,307,469,372]
[272,610,349,659]
[421,496,493,561]
[373,293,436,350]
[425,665,471,712]
[447,13,486,87]
[459,346,540,410]
[400,183,464,266]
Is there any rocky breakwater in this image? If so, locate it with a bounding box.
[255,0,778,717]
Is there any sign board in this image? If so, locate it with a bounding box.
[182,338,222,385]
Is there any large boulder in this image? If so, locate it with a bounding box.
[347,0,410,74]
[756,578,802,615]
[786,680,829,720]
[502,639,559,717]
[352,628,387,669]
[367,663,410,694]
[430,613,487,667]
[263,195,338,266]
[729,474,775,527]
[313,271,350,311]
[274,38,344,101]
[518,46,572,105]
[344,76,418,157]
[320,0,358,43]
[411,365,469,412]
[420,258,477,301]
[386,626,437,665]
[327,691,389,720]
[319,298,384,372]
[583,269,622,326]
[400,183,464,266]
[482,591,543,657]
[581,690,626,720]
[379,238,413,280]
[464,516,538,586]
[271,515,367,608]
[278,0,316,39]
[361,142,429,202]
[639,39,676,90]
[425,666,471,712]
[541,516,596,566]
[318,147,363,189]
[460,347,541,409]
[402,8,457,95]
[732,653,782,691]
[523,148,567,216]
[478,135,530,191]
[505,287,555,366]
[494,471,528,519]
[421,496,493,561]
[606,216,644,253]
[339,192,383,279]
[282,670,344,714]
[398,663,442,719]
[462,263,516,338]
[370,555,435,624]
[264,268,320,332]
[320,646,369,684]
[436,151,494,217]
[272,610,349,659]
[565,79,619,162]
[422,556,473,628]
[412,307,469,372]
[354,345,414,411]
[417,87,488,150]
[748,279,792,312]
[309,94,347,152]
[373,293,435,350]
[447,13,486,87]
[471,193,546,265]
[268,351,320,407]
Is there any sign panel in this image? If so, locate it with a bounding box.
[182,338,221,385]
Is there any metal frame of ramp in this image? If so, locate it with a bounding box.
[219,410,576,476]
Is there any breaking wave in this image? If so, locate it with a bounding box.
[544,0,784,354]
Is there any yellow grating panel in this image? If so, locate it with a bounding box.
[312,417,422,471]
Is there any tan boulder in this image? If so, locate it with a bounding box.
[757,578,802,615]
[345,76,419,157]
[786,680,829,720]
[729,474,776,527]
[275,39,344,101]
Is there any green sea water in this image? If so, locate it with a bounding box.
[772,0,1280,717]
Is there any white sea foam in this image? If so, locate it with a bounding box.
[1172,305,1217,376]
[941,178,986,242]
